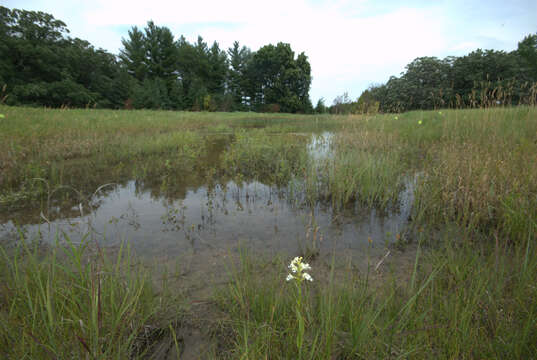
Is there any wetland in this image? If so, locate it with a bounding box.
[1,106,536,359]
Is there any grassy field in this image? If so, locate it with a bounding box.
[1,105,536,358]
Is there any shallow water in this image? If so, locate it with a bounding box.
[0,132,414,264]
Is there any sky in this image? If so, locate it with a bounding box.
[4,0,537,105]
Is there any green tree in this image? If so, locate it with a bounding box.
[367,34,535,112]
[1,7,67,86]
[131,77,170,109]
[356,89,380,114]
[314,97,327,113]
[119,21,182,109]
[0,6,120,107]
[176,35,208,110]
[0,6,318,112]
[401,56,453,110]
[245,42,312,113]
[517,33,537,80]
[143,21,177,82]
[452,49,520,106]
[228,41,252,110]
[119,26,147,82]
[207,41,227,95]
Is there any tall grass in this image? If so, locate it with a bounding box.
[219,106,537,242]
[0,106,339,211]
[221,129,310,185]
[402,107,537,243]
[0,235,179,359]
[3,105,535,242]
[314,107,537,243]
[1,105,536,358]
[307,128,406,209]
[216,236,537,359]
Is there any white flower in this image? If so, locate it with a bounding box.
[286,256,313,283]
[289,263,298,273]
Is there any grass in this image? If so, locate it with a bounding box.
[0,106,337,211]
[2,232,535,358]
[1,104,536,358]
[216,234,537,359]
[3,105,535,244]
[397,107,537,243]
[0,235,185,359]
[221,128,311,185]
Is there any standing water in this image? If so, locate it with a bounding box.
[1,132,415,283]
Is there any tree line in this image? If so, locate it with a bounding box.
[0,6,313,113]
[331,34,537,114]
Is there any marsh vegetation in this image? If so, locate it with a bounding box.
[1,105,536,358]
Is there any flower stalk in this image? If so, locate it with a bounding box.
[286,256,313,358]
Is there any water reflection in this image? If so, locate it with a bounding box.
[308,132,333,160]
[0,132,414,261]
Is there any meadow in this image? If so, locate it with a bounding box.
[0,105,536,358]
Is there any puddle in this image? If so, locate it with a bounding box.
[308,132,333,160]
[1,178,412,251]
[1,131,416,285]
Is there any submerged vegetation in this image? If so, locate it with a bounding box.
[1,104,536,358]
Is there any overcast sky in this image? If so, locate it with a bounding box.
[5,0,536,104]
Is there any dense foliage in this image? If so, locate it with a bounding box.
[0,7,313,112]
[336,34,537,113]
[0,7,128,108]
